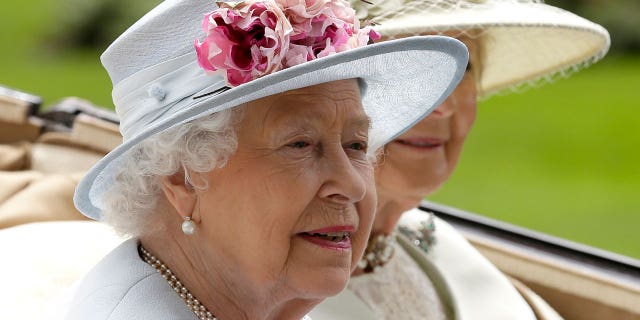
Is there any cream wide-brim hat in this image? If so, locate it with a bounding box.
[73,0,469,220]
[353,0,611,97]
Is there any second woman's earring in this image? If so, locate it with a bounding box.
[181,216,196,235]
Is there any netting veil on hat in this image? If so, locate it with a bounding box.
[351,0,610,97]
[74,0,470,220]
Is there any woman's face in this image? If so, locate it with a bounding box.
[197,79,376,300]
[375,37,479,204]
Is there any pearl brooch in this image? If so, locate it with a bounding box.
[397,211,436,253]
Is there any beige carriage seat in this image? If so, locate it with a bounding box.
[0,89,43,143]
[0,96,121,228]
[421,201,640,320]
[469,235,640,320]
[0,92,126,319]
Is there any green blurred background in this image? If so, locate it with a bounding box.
[1,0,639,259]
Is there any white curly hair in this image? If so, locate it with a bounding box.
[101,106,244,237]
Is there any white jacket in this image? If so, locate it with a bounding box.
[62,238,197,320]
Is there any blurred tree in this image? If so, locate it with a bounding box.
[44,0,640,54]
[45,0,161,52]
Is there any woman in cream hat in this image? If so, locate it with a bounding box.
[311,0,610,319]
[59,0,468,319]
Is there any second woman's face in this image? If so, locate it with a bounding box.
[197,79,376,301]
[375,37,479,204]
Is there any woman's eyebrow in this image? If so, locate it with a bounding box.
[349,116,372,131]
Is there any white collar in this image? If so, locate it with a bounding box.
[310,208,536,320]
[396,208,536,320]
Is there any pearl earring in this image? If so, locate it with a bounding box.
[181,216,196,235]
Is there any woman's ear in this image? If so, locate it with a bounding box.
[161,170,196,220]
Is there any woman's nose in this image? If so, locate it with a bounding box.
[318,149,368,204]
[429,94,458,118]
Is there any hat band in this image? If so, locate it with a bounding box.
[113,53,227,140]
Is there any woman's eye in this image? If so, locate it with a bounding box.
[347,141,367,152]
[287,141,311,149]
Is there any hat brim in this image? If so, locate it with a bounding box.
[75,36,469,220]
[373,2,610,96]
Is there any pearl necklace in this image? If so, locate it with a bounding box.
[357,233,396,273]
[139,245,217,320]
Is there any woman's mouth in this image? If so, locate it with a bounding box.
[394,137,444,150]
[298,227,353,250]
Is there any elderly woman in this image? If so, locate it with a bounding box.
[312,0,610,319]
[61,0,468,319]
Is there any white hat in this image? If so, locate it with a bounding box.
[352,0,610,96]
[73,0,469,219]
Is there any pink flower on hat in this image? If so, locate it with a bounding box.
[195,0,380,86]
